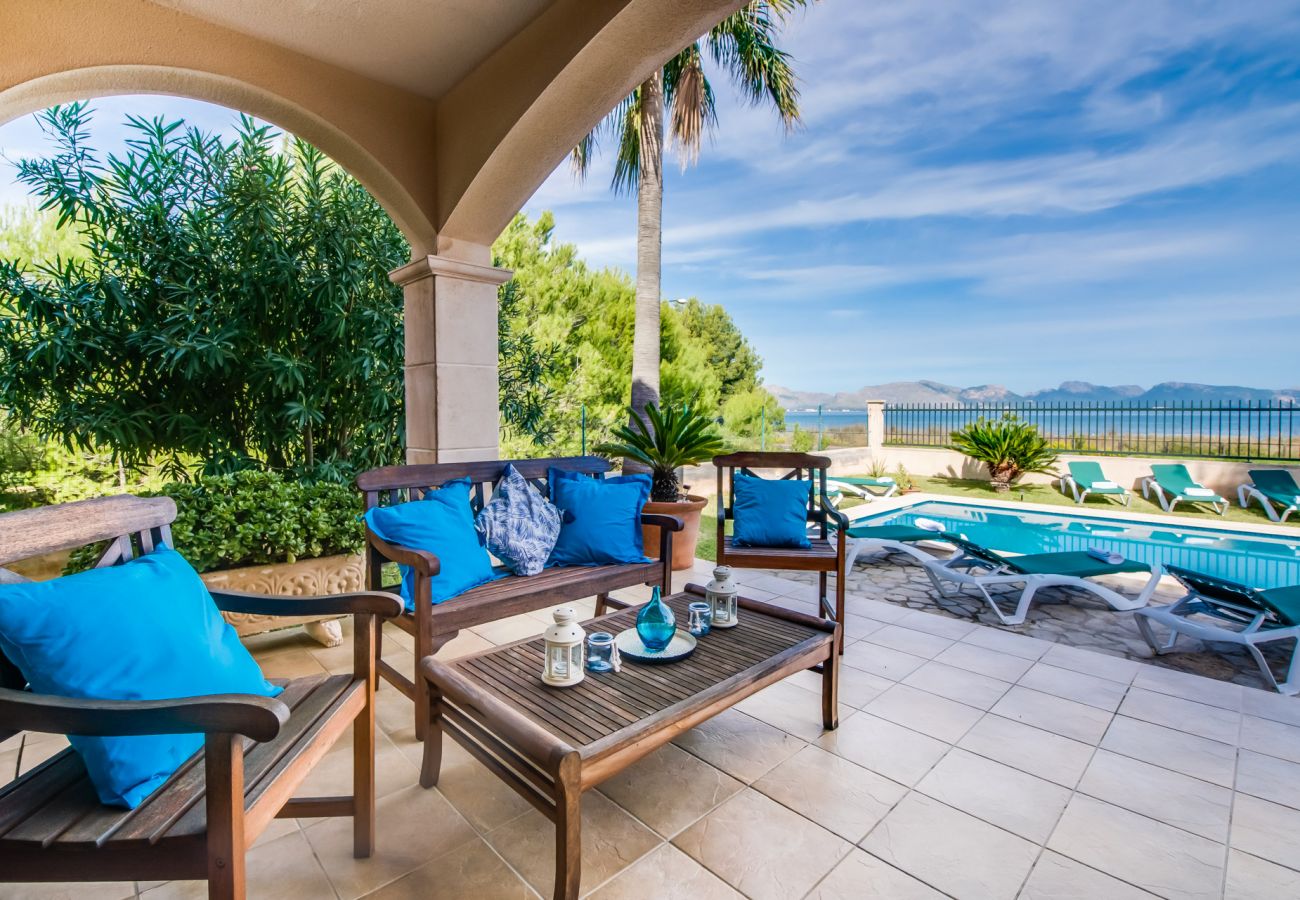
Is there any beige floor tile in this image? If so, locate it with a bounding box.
[861,793,1038,900]
[841,640,927,680]
[957,714,1095,788]
[673,788,850,900]
[961,627,1052,660]
[862,624,955,659]
[1229,793,1300,869]
[865,683,983,743]
[1020,850,1158,899]
[1040,643,1141,684]
[734,679,849,741]
[1047,795,1224,900]
[426,734,535,833]
[434,629,496,660]
[895,608,978,640]
[844,596,913,624]
[598,743,742,838]
[0,884,135,899]
[256,646,331,680]
[901,659,1012,710]
[1099,716,1237,788]
[468,613,545,646]
[361,838,535,900]
[305,783,478,899]
[816,713,948,787]
[587,842,742,900]
[1238,714,1300,764]
[1224,848,1300,899]
[1117,689,1240,744]
[1241,687,1300,727]
[916,748,1070,842]
[807,848,945,899]
[1132,664,1243,711]
[785,663,893,709]
[142,830,334,900]
[753,745,906,842]
[382,622,415,652]
[1236,749,1300,810]
[672,709,805,783]
[1077,750,1232,842]
[485,792,660,899]
[295,727,419,802]
[1018,662,1129,711]
[934,641,1036,682]
[842,612,886,640]
[990,686,1113,744]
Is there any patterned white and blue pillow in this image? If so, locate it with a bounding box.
[475,464,563,576]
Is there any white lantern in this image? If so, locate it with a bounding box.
[705,565,739,629]
[541,607,586,687]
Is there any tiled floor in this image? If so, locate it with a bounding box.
[4,559,1300,899]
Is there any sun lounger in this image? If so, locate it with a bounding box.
[1237,469,1300,523]
[827,475,898,502]
[922,536,1161,625]
[1058,460,1130,505]
[840,522,961,570]
[1142,464,1227,515]
[1136,565,1300,695]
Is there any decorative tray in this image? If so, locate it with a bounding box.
[613,628,697,665]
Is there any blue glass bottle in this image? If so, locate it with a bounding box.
[635,586,676,652]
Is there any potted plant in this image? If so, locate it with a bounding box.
[951,415,1059,492]
[596,403,725,570]
[892,463,920,494]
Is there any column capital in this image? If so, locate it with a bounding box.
[389,254,513,287]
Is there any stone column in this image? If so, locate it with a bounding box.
[866,399,886,458]
[389,249,512,464]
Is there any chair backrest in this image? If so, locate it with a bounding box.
[1151,463,1196,492]
[1251,469,1300,496]
[1165,564,1294,626]
[1068,461,1106,484]
[0,494,178,691]
[356,456,612,516]
[712,452,831,531]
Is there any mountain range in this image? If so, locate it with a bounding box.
[768,380,1300,410]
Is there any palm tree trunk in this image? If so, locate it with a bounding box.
[628,69,665,457]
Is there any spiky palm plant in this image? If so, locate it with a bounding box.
[951,416,1059,492]
[595,404,726,502]
[572,1,810,430]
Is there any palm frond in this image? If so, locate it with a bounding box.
[664,43,717,168]
[706,1,807,129]
[609,87,644,195]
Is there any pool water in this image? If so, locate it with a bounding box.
[860,501,1300,589]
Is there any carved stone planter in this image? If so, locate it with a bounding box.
[200,553,365,648]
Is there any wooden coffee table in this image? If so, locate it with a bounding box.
[417,585,839,900]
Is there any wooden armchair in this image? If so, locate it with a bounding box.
[713,452,849,637]
[0,495,403,900]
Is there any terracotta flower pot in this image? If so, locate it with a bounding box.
[641,495,707,571]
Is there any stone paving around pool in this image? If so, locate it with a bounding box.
[3,557,1299,899]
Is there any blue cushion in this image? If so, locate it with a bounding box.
[548,468,651,566]
[0,548,279,808]
[363,478,498,609]
[476,464,562,576]
[732,474,812,548]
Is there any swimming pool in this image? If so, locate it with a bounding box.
[858,500,1300,589]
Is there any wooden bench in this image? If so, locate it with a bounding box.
[357,456,682,738]
[714,452,849,637]
[0,495,403,900]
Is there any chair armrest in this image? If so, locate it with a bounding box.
[0,688,289,741]
[211,589,404,619]
[365,527,441,577]
[640,512,685,532]
[818,495,850,530]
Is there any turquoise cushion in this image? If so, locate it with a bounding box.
[0,548,279,808]
[732,474,812,548]
[548,469,651,566]
[363,478,498,609]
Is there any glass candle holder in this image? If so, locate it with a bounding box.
[686,601,712,637]
[586,631,617,673]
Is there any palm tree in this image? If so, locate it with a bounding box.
[573,1,808,430]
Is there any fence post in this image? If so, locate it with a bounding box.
[760,406,766,451]
[581,405,587,456]
[817,404,824,451]
[866,399,885,458]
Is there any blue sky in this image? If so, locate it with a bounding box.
[2,1,1299,394]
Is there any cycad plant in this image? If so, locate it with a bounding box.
[596,404,726,502]
[951,415,1059,492]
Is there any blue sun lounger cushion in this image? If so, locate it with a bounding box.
[0,547,280,808]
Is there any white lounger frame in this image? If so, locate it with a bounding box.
[1237,483,1298,523]
[844,534,955,572]
[1136,596,1300,696]
[922,553,1162,626]
[1141,477,1227,515]
[828,478,898,502]
[1058,474,1130,506]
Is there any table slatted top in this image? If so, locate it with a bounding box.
[452,592,828,750]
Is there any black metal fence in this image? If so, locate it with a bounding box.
[884,401,1300,461]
